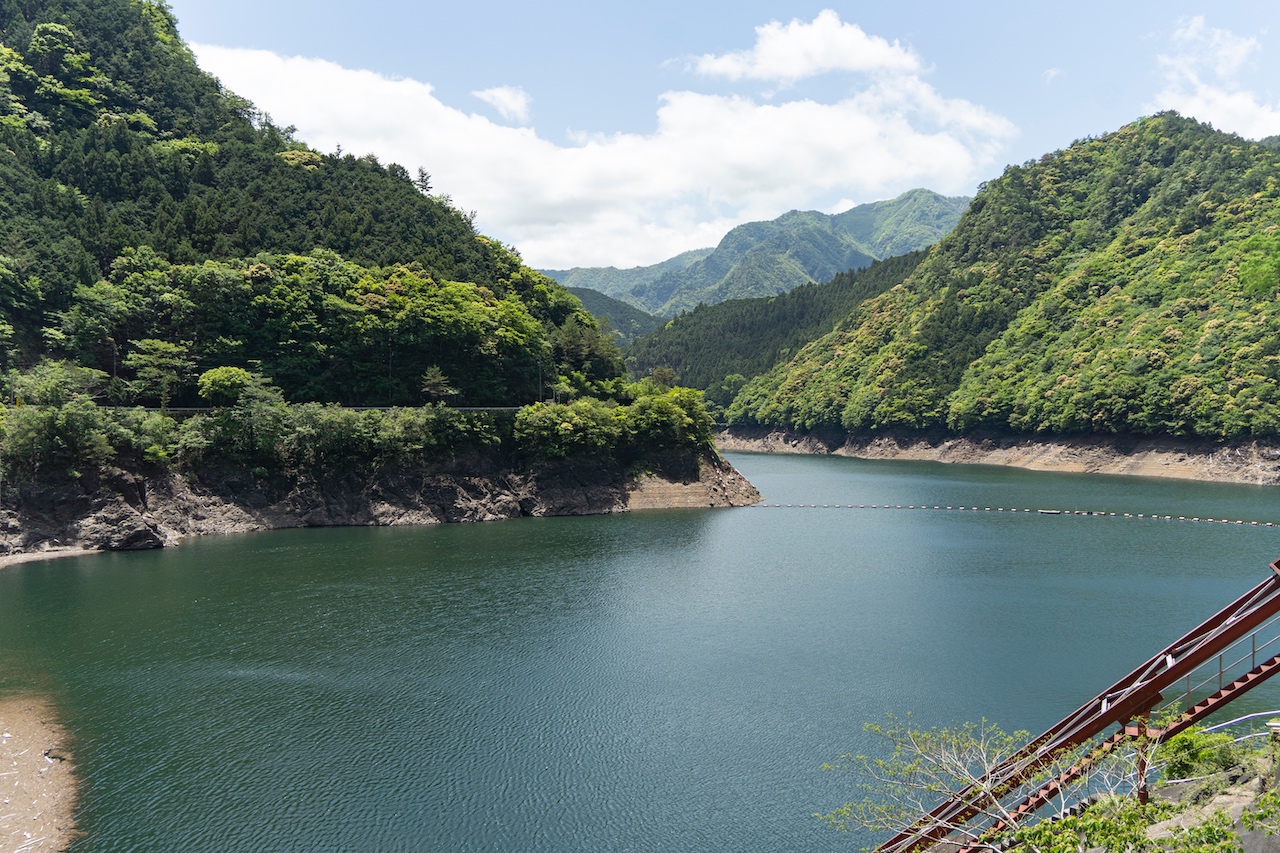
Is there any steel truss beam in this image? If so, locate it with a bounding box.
[876,559,1280,853]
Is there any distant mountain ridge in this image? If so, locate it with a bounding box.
[545,249,713,300]
[541,189,969,316]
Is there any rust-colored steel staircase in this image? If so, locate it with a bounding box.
[875,558,1280,853]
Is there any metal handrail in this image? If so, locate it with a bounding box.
[1099,582,1280,717]
[1203,710,1280,733]
[1158,617,1280,718]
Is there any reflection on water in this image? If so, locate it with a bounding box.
[0,453,1278,851]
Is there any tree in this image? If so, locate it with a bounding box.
[709,373,747,408]
[196,366,254,406]
[123,338,193,410]
[513,398,623,459]
[818,715,1158,853]
[648,366,679,390]
[8,358,107,406]
[419,365,457,403]
[27,24,83,78]
[1155,727,1240,781]
[24,23,104,126]
[1,360,113,479]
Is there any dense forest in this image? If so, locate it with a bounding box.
[568,287,665,346]
[625,251,925,407]
[0,0,714,480]
[729,113,1280,442]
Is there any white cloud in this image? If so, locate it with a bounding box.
[472,85,532,124]
[689,9,919,84]
[1171,16,1259,78]
[1150,16,1280,139]
[192,25,1013,269]
[1043,68,1062,85]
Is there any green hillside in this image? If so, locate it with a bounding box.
[830,188,977,259]
[568,287,664,345]
[0,0,624,407]
[0,0,717,481]
[625,251,925,406]
[544,190,969,317]
[729,113,1280,442]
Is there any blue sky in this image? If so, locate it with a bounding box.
[166,1,1280,269]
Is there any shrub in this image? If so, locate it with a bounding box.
[514,398,623,459]
[0,395,114,479]
[1156,727,1241,781]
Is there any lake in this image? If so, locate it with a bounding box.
[2,452,1280,851]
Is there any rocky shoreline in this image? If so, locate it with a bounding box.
[717,427,1280,486]
[0,453,761,568]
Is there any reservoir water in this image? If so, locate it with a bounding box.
[3,452,1280,851]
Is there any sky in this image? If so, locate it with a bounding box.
[164,1,1280,270]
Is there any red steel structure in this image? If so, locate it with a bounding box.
[876,558,1280,853]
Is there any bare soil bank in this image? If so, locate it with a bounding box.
[0,453,760,568]
[0,695,76,852]
[717,427,1280,486]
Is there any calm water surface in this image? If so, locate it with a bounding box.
[2,453,1280,851]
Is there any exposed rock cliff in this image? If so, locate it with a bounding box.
[0,455,760,562]
[717,427,1280,486]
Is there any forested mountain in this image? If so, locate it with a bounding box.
[542,249,712,300]
[729,113,1280,442]
[0,0,622,408]
[568,287,664,345]
[625,251,925,406]
[0,0,725,490]
[542,190,969,317]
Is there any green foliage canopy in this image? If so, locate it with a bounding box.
[0,4,620,413]
[513,385,714,461]
[730,113,1280,441]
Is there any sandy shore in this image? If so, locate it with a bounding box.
[0,549,101,573]
[0,695,77,853]
[717,428,1280,486]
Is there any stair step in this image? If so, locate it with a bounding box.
[876,613,1280,853]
